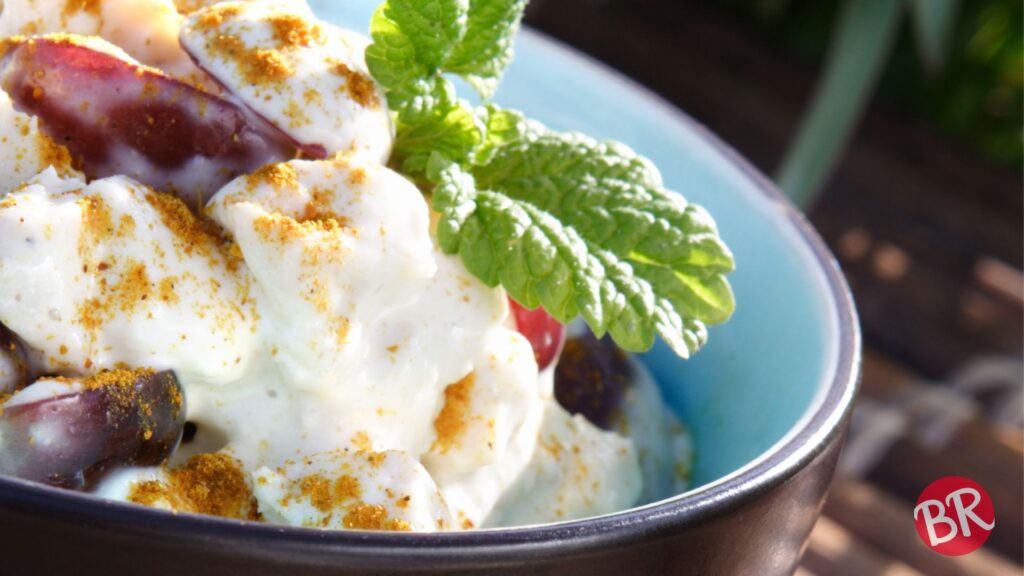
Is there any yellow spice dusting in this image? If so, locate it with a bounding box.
[194,4,241,30]
[78,195,114,249]
[18,22,39,36]
[269,14,324,48]
[247,162,299,190]
[342,503,411,532]
[294,472,363,513]
[330,61,379,108]
[432,372,475,454]
[109,261,152,314]
[335,475,361,501]
[77,259,159,333]
[303,88,322,105]
[144,190,222,261]
[117,213,136,237]
[304,187,336,219]
[173,0,219,14]
[283,100,310,129]
[128,480,177,508]
[334,316,350,344]
[81,367,156,391]
[158,276,180,305]
[62,0,101,18]
[248,48,294,83]
[351,431,371,452]
[78,297,103,334]
[35,132,75,173]
[252,211,350,247]
[128,453,258,520]
[347,168,367,185]
[365,451,386,468]
[299,474,333,512]
[208,34,293,85]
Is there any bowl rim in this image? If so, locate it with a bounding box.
[0,27,861,568]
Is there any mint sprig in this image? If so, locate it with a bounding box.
[366,0,526,173]
[365,0,525,113]
[367,0,735,358]
[391,101,481,173]
[364,0,460,123]
[444,0,529,99]
[429,123,734,358]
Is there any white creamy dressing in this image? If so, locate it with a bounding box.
[253,449,453,531]
[0,0,692,530]
[613,353,694,504]
[0,90,79,194]
[179,1,392,162]
[0,169,258,385]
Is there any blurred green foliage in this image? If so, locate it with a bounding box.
[713,0,1023,167]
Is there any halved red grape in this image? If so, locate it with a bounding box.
[0,36,295,207]
[0,369,185,489]
[553,332,633,431]
[508,299,565,370]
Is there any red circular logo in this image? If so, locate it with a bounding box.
[914,476,995,556]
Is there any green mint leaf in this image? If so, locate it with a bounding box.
[367,0,528,122]
[393,101,484,174]
[473,130,735,325]
[385,0,468,68]
[474,104,527,164]
[370,0,467,69]
[445,0,529,99]
[390,102,523,180]
[365,0,467,121]
[430,138,732,358]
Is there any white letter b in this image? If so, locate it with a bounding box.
[914,499,958,546]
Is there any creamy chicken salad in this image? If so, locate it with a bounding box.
[0,0,735,532]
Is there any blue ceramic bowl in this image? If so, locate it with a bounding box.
[0,4,860,575]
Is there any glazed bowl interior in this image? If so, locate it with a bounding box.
[310,1,844,493]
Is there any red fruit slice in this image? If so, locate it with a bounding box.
[0,369,185,489]
[0,36,295,208]
[509,299,565,370]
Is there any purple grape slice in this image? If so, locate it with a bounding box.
[0,369,185,489]
[553,332,633,431]
[0,36,296,208]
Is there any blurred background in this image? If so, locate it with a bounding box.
[522,0,1022,574]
